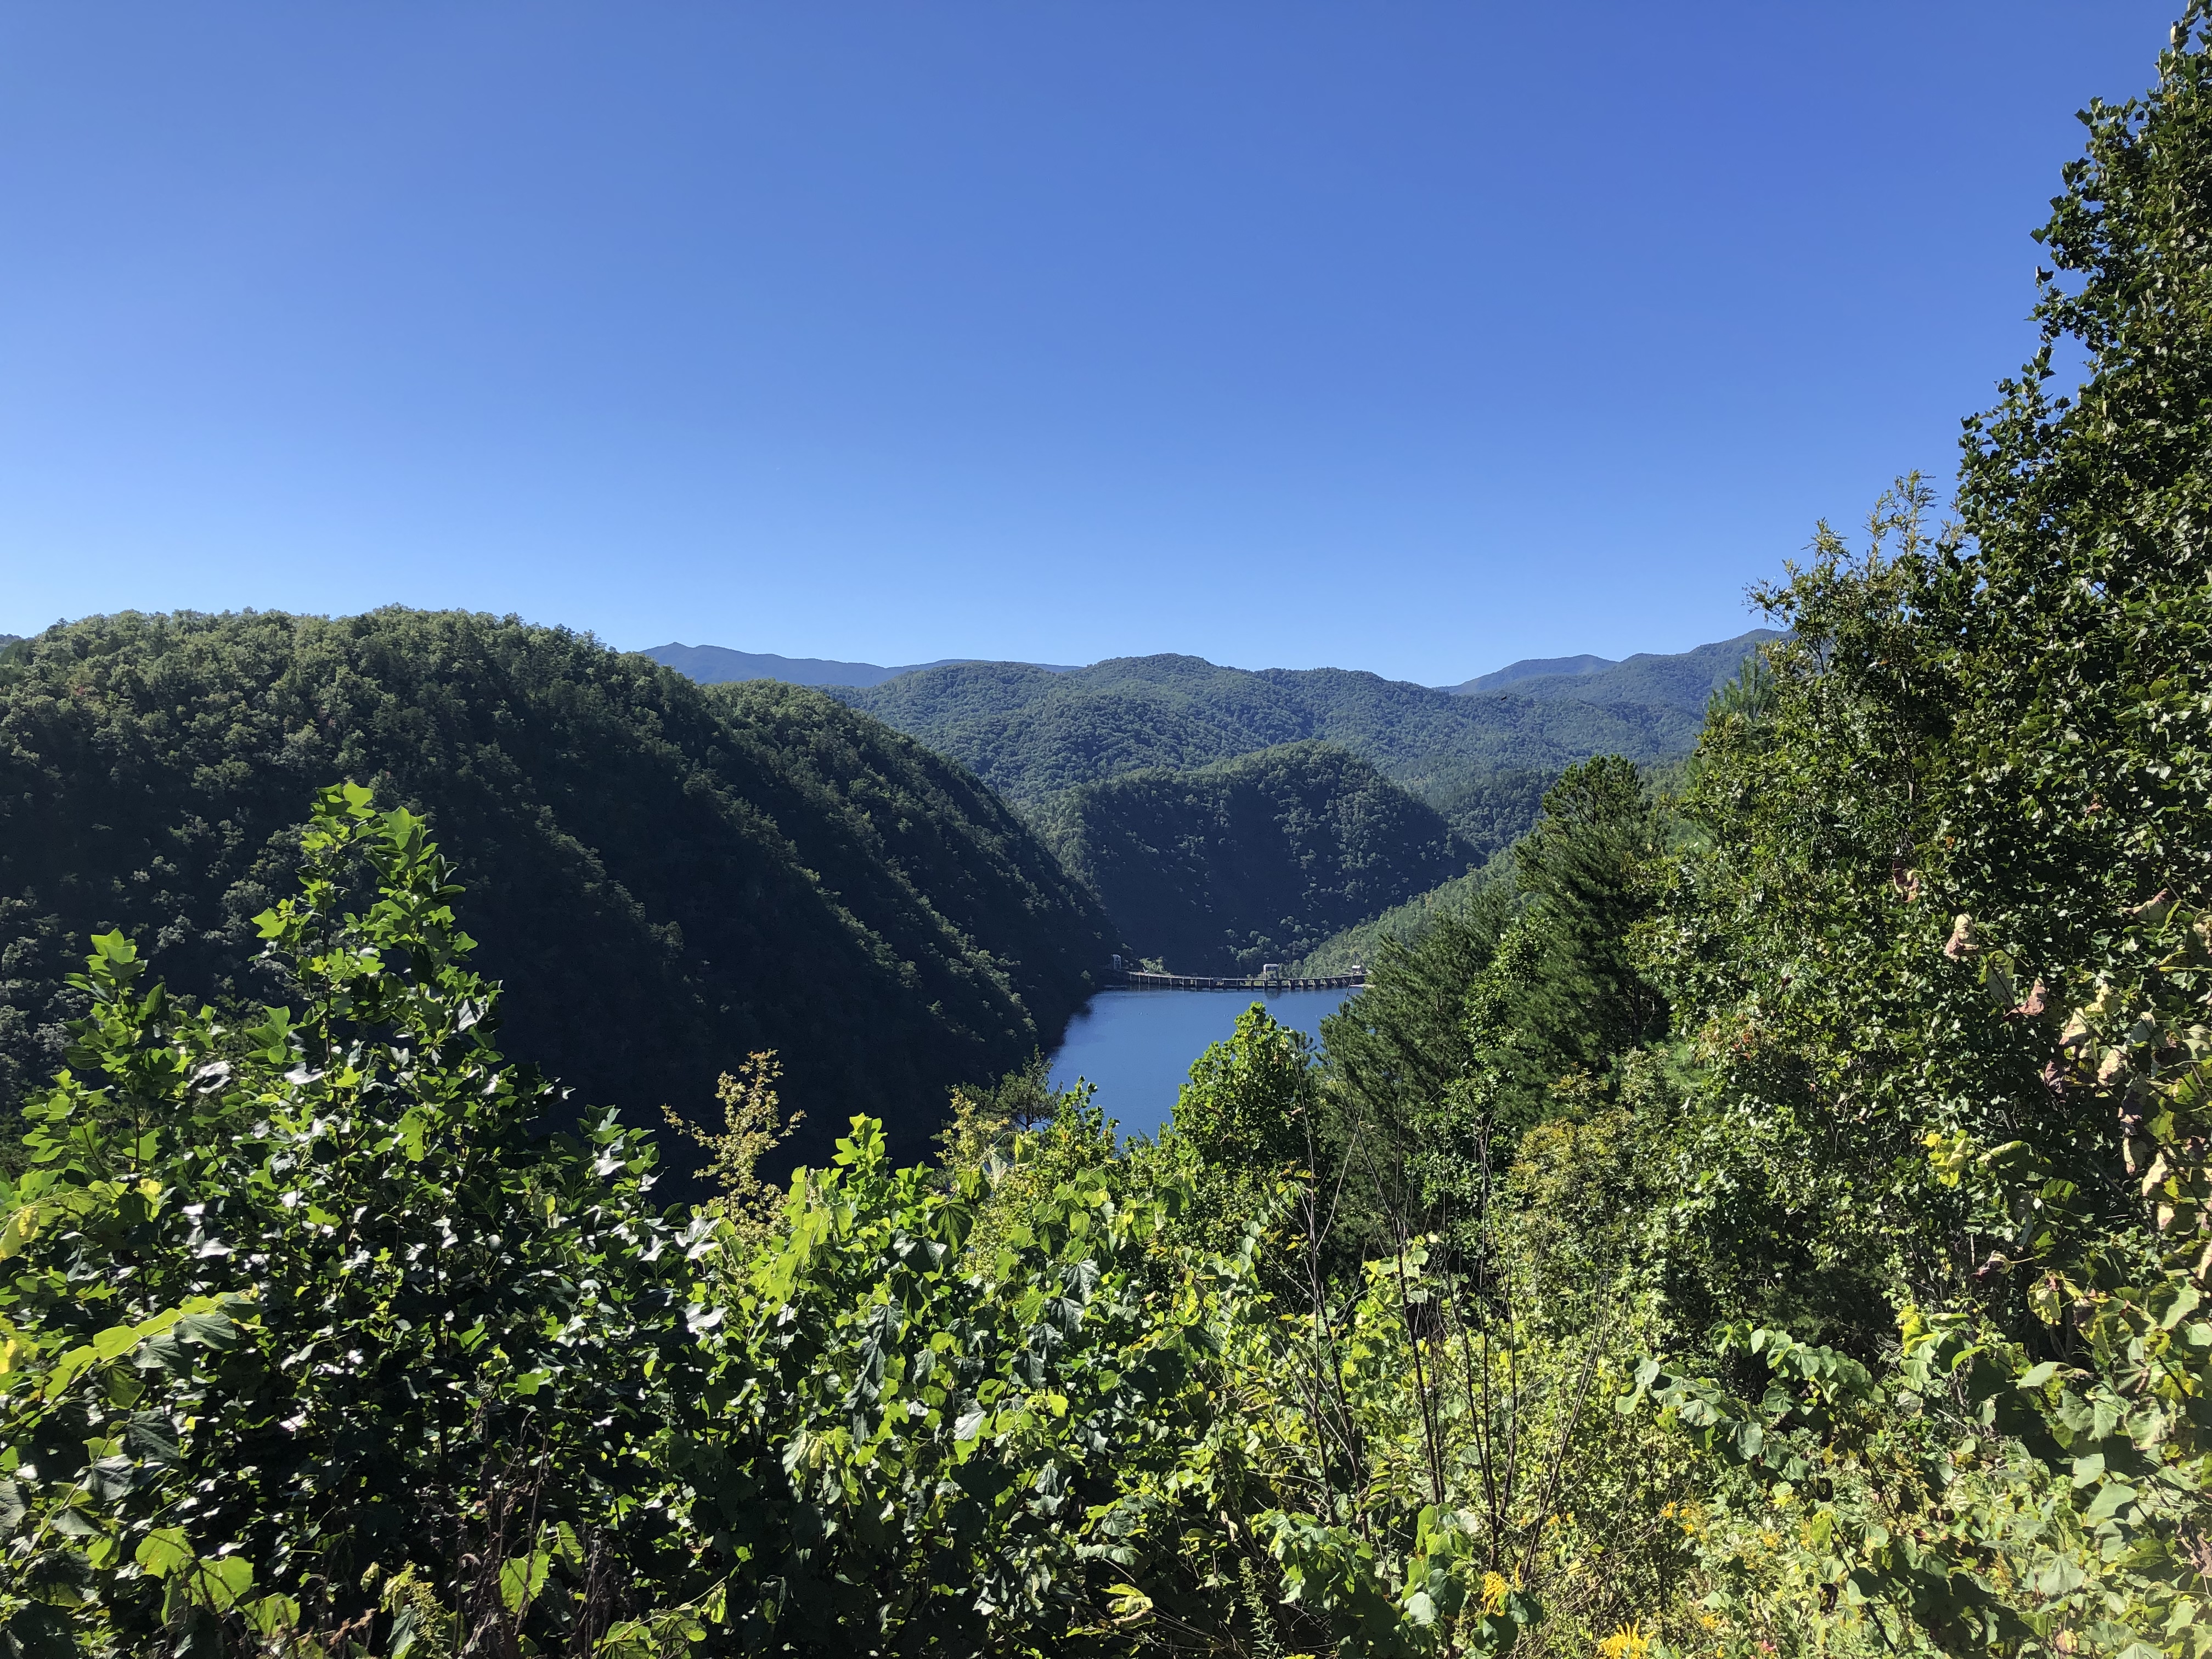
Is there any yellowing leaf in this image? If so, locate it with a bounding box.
[0,1204,40,1261]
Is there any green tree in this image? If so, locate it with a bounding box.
[1317,756,1667,1276]
[1167,1005,1320,1261]
[1508,756,1669,1076]
[1618,13,2212,1651]
[1320,882,1515,1194]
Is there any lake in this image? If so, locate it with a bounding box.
[1046,986,1357,1141]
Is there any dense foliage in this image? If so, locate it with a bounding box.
[1599,7,2212,1639]
[825,646,1746,845]
[1289,865,1501,975]
[0,788,1647,1658]
[1033,742,1475,975]
[5,13,2211,1658]
[0,787,712,1653]
[0,789,1266,1656]
[0,610,1115,1165]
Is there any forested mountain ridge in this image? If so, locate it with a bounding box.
[0,609,1116,1164]
[642,642,965,687]
[1455,651,1614,692]
[1031,741,1472,975]
[810,639,1759,952]
[650,635,1767,901]
[823,646,1736,824]
[1448,627,1780,706]
[641,642,1078,689]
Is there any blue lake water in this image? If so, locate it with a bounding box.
[1046,987,1356,1141]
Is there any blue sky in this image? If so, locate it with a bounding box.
[0,3,2179,685]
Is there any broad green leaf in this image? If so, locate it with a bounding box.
[195,1553,253,1611]
[135,1527,194,1578]
[176,1311,238,1351]
[498,1550,550,1613]
[242,1593,301,1638]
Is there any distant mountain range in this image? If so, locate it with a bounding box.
[662,628,1780,975]
[817,634,1778,814]
[642,642,1076,689]
[1455,653,1616,692]
[1446,633,1784,706]
[645,633,1779,702]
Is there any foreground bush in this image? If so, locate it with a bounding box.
[0,786,1556,1657]
[0,785,713,1654]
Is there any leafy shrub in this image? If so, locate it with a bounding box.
[0,783,710,1654]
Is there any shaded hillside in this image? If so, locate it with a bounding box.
[1034,742,1472,975]
[1295,746,1684,976]
[834,654,1702,802]
[0,610,1116,1165]
[1421,766,1553,864]
[1290,862,1505,974]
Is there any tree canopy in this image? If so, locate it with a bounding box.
[825,643,1760,855]
[1034,742,1475,975]
[0,609,1115,1166]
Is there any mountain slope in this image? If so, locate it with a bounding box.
[640,643,964,687]
[1034,742,1472,975]
[0,611,1116,1164]
[1290,862,1505,974]
[1449,629,1781,709]
[831,652,1712,811]
[1454,653,1614,692]
[641,643,1079,689]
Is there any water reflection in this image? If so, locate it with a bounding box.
[1046,986,1356,1141]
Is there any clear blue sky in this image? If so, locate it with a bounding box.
[0,3,2179,685]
